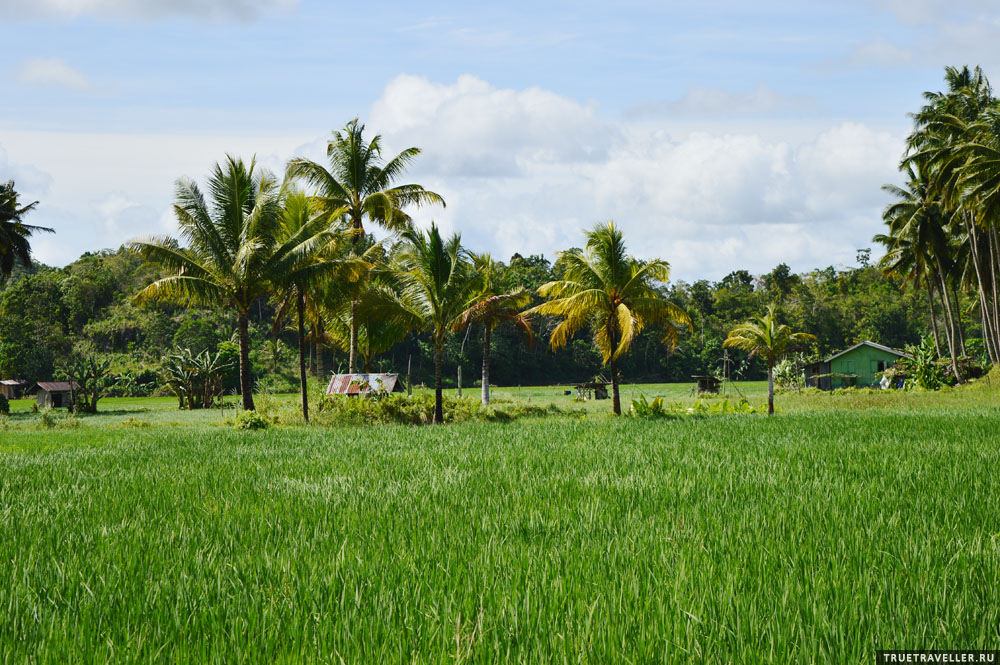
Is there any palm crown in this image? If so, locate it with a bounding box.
[0,180,53,279]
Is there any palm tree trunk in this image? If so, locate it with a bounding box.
[926,288,942,357]
[297,290,308,423]
[316,319,325,380]
[237,311,255,411]
[767,363,774,415]
[481,327,492,405]
[348,300,358,374]
[949,281,966,356]
[990,228,1000,359]
[610,356,621,416]
[433,343,444,424]
[934,265,961,381]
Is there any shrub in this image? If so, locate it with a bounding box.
[235,410,270,431]
[630,395,765,418]
[0,394,8,415]
[315,393,560,426]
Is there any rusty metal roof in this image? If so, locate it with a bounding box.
[325,373,401,396]
[31,381,80,393]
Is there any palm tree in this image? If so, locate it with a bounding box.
[0,180,53,279]
[723,304,815,415]
[271,190,361,422]
[454,254,533,405]
[131,156,329,411]
[395,223,479,424]
[286,118,445,372]
[530,221,692,415]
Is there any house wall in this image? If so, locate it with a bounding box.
[830,347,902,388]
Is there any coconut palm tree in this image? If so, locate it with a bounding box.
[286,118,445,372]
[271,190,362,422]
[530,221,692,415]
[723,304,815,415]
[395,223,479,424]
[131,156,330,411]
[454,254,534,405]
[0,180,52,279]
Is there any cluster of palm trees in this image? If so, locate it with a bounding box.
[131,119,696,421]
[876,66,1000,378]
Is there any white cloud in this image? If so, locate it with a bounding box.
[0,0,297,20]
[838,39,914,68]
[627,84,818,117]
[370,76,904,279]
[16,57,91,91]
[876,0,996,25]
[0,76,906,279]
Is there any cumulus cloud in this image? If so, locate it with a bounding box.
[16,57,91,91]
[0,145,53,195]
[627,84,818,118]
[0,0,297,20]
[367,76,904,279]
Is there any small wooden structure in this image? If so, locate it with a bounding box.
[805,341,910,390]
[29,381,79,408]
[692,375,720,395]
[574,382,608,400]
[0,379,29,400]
[325,373,403,396]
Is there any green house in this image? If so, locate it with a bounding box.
[804,341,910,390]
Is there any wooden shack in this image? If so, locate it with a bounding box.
[692,375,720,394]
[29,381,80,408]
[0,379,28,400]
[325,373,403,396]
[574,382,608,400]
[804,341,910,390]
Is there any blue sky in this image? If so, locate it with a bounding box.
[2,0,999,280]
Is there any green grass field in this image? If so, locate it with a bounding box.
[1,382,999,662]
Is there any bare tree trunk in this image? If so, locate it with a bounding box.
[237,311,255,411]
[610,356,621,416]
[407,353,412,397]
[965,216,996,362]
[457,325,471,399]
[297,290,308,423]
[949,281,967,357]
[348,301,358,374]
[990,228,1000,358]
[433,343,444,424]
[481,327,492,405]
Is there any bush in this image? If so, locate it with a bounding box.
[315,393,560,426]
[630,395,765,418]
[234,410,270,431]
[0,394,8,415]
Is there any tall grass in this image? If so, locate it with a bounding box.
[1,409,999,662]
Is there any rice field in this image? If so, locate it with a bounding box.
[1,389,999,663]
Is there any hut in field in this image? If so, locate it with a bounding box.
[574,381,608,400]
[0,379,29,400]
[29,381,80,408]
[804,341,910,390]
[325,373,404,396]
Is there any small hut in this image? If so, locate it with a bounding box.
[805,341,910,390]
[574,381,608,400]
[325,373,404,396]
[692,375,720,394]
[0,379,29,400]
[29,382,80,408]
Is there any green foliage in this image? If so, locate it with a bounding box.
[234,409,270,431]
[160,347,233,410]
[172,319,221,356]
[629,395,763,418]
[902,336,949,390]
[316,393,558,426]
[60,355,112,413]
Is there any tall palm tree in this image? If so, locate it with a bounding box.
[131,156,328,411]
[0,180,52,279]
[529,221,692,415]
[395,223,479,424]
[454,254,533,405]
[271,190,361,422]
[286,118,445,372]
[723,304,815,415]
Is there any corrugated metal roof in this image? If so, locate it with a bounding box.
[32,381,80,393]
[325,374,401,396]
[824,341,911,363]
[0,379,27,386]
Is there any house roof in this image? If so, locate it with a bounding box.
[30,381,80,393]
[325,373,401,396]
[0,379,27,386]
[824,341,911,363]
